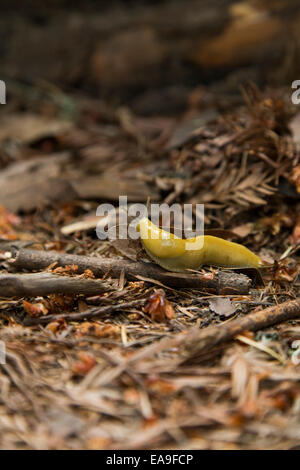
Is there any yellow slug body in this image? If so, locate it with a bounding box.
[138,218,262,272]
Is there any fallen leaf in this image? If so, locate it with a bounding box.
[47,294,75,313]
[52,265,78,275]
[46,319,66,333]
[0,113,72,144]
[231,223,253,238]
[209,297,236,317]
[72,352,96,375]
[23,300,48,317]
[290,215,300,245]
[290,165,300,194]
[144,290,175,322]
[0,205,20,240]
[76,322,120,338]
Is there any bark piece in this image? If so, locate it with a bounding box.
[5,245,252,294]
[0,272,110,298]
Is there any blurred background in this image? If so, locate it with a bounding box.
[2,0,300,114]
[1,0,300,215]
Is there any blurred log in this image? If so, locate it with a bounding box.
[1,0,300,106]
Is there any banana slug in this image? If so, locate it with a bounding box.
[137,217,263,272]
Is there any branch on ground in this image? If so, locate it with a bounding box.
[2,244,253,294]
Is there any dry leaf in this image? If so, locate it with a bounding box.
[209,297,236,317]
[144,290,175,322]
[73,352,96,375]
[23,300,48,317]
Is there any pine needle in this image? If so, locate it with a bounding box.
[236,334,286,364]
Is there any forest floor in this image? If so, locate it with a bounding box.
[0,81,300,449]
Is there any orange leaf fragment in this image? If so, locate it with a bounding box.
[23,300,48,317]
[144,289,175,322]
[73,351,96,375]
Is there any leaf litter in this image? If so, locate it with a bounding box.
[0,84,300,450]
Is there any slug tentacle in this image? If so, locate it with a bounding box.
[138,218,262,272]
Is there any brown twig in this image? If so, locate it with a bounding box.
[3,245,252,294]
[0,272,111,298]
[181,297,300,361]
[24,299,145,325]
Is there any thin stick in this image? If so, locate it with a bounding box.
[236,334,286,364]
[181,297,300,360]
[23,299,144,325]
[0,272,111,298]
[3,245,252,294]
